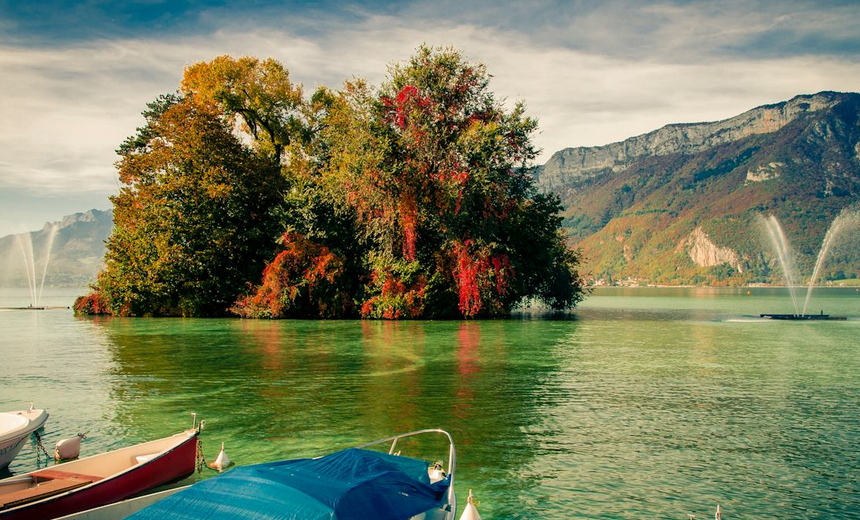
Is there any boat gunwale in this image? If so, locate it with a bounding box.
[0,429,198,516]
[0,410,47,446]
[354,428,457,519]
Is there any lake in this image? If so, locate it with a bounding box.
[2,287,859,519]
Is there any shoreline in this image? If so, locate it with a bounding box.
[587,283,860,289]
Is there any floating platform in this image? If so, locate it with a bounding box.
[760,313,847,321]
[0,306,69,311]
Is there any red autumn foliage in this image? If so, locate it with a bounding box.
[231,233,349,318]
[452,240,514,317]
[73,290,111,316]
[382,85,431,129]
[400,194,418,261]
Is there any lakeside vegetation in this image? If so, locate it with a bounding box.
[75,47,584,318]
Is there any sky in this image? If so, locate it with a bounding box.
[1,0,860,237]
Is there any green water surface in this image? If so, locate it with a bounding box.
[1,287,859,519]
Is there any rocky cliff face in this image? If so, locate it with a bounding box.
[537,92,843,194]
[540,91,860,285]
[682,227,744,273]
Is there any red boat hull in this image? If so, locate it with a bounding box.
[0,432,197,520]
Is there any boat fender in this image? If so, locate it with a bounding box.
[458,489,482,520]
[208,441,233,472]
[55,433,87,461]
[429,461,447,483]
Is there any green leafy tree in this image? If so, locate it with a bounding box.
[181,56,308,163]
[89,96,286,316]
[78,48,584,319]
[323,46,584,317]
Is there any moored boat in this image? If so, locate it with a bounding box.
[0,405,49,470]
[0,425,199,520]
[58,429,461,520]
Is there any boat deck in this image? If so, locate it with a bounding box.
[0,470,102,510]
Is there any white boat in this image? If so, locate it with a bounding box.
[0,406,49,470]
[57,429,462,520]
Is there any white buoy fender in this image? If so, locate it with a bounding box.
[458,489,482,520]
[428,462,446,483]
[55,434,85,460]
[209,441,231,472]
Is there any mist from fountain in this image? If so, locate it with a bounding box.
[801,206,860,316]
[38,223,59,306]
[761,215,800,316]
[14,223,58,308]
[16,233,38,307]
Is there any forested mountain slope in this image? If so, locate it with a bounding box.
[537,92,860,285]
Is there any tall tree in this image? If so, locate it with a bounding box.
[92,96,286,316]
[78,49,583,319]
[181,56,308,164]
[322,46,584,318]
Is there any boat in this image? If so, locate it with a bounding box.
[58,429,460,520]
[0,405,49,470]
[0,422,200,520]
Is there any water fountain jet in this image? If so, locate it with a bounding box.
[760,206,859,320]
[801,207,860,316]
[760,215,800,316]
[12,223,58,309]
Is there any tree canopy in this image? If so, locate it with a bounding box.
[181,56,307,163]
[85,95,285,316]
[76,46,584,319]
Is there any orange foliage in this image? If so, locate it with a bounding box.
[73,290,111,316]
[231,233,349,318]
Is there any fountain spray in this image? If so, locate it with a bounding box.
[801,206,860,316]
[14,223,59,308]
[761,215,800,316]
[16,233,38,307]
[37,223,58,307]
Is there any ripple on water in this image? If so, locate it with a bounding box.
[2,289,860,518]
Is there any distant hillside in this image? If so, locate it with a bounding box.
[0,209,113,287]
[536,91,860,285]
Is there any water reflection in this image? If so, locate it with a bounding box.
[5,291,859,519]
[88,317,574,516]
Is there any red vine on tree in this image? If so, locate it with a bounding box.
[231,233,348,318]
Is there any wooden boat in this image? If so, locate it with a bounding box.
[58,429,462,520]
[0,426,199,520]
[0,406,49,470]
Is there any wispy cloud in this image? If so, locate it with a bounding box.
[1,0,859,235]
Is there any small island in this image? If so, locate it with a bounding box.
[75,47,585,319]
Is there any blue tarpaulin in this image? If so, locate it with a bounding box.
[127,448,450,520]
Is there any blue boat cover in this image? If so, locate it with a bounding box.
[126,448,450,520]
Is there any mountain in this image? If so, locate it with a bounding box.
[0,209,113,287]
[536,91,860,285]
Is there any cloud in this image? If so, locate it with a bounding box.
[1,3,860,205]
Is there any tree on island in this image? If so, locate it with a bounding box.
[312,46,584,318]
[80,95,286,316]
[76,46,584,318]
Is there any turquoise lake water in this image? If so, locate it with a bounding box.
[1,287,859,519]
